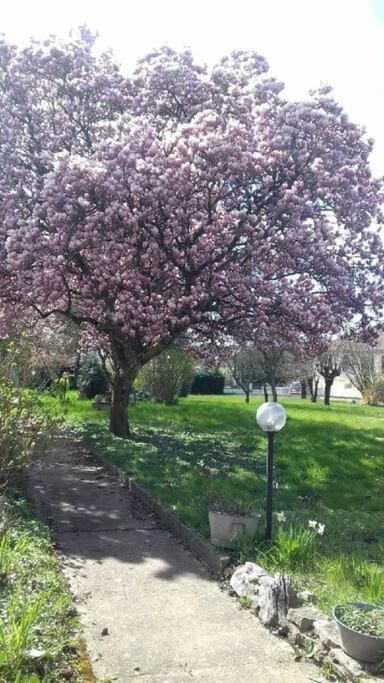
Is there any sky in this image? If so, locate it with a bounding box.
[2,0,384,175]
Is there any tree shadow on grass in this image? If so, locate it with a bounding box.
[275,416,384,512]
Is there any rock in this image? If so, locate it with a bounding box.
[314,619,341,649]
[312,640,329,664]
[287,624,300,646]
[329,648,368,682]
[101,627,109,636]
[287,606,325,633]
[280,574,300,609]
[258,573,299,628]
[287,624,315,652]
[229,562,271,598]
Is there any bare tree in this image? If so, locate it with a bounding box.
[316,342,346,405]
[307,370,320,403]
[259,347,288,402]
[285,354,317,400]
[227,347,260,403]
[228,346,289,402]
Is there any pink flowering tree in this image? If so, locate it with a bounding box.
[0,33,382,435]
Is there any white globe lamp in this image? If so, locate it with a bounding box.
[256,401,287,540]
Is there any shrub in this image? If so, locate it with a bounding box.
[77,353,109,399]
[190,372,225,395]
[0,359,56,493]
[129,389,153,406]
[139,345,196,405]
[362,375,384,406]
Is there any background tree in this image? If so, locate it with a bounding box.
[285,353,318,399]
[256,347,290,402]
[316,342,346,405]
[28,319,80,390]
[139,345,196,405]
[308,369,321,403]
[227,347,261,403]
[0,34,382,435]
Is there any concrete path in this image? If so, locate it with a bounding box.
[29,438,317,682]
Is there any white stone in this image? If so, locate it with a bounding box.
[313,619,341,649]
[287,606,325,633]
[329,648,368,682]
[229,562,271,598]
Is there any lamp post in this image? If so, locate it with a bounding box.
[256,401,286,541]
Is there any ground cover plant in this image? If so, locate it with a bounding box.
[0,491,90,682]
[43,392,384,615]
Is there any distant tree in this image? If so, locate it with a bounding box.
[257,347,289,402]
[227,347,261,403]
[29,319,80,389]
[308,370,320,403]
[286,353,317,400]
[227,345,291,402]
[316,342,346,405]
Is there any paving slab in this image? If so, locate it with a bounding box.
[28,438,317,682]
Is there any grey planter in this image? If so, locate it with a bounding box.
[333,602,384,663]
[208,509,261,548]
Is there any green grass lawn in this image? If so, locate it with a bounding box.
[0,491,92,683]
[43,391,384,614]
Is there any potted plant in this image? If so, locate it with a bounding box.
[208,500,261,548]
[333,602,384,663]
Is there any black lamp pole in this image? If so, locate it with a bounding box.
[265,431,274,540]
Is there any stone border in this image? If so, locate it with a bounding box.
[91,453,231,576]
[230,563,382,682]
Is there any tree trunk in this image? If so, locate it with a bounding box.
[245,388,250,403]
[311,378,319,403]
[73,350,81,388]
[308,376,314,400]
[110,374,132,437]
[263,383,268,402]
[324,378,333,405]
[300,380,307,399]
[270,380,277,403]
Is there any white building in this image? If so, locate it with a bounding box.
[330,334,384,400]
